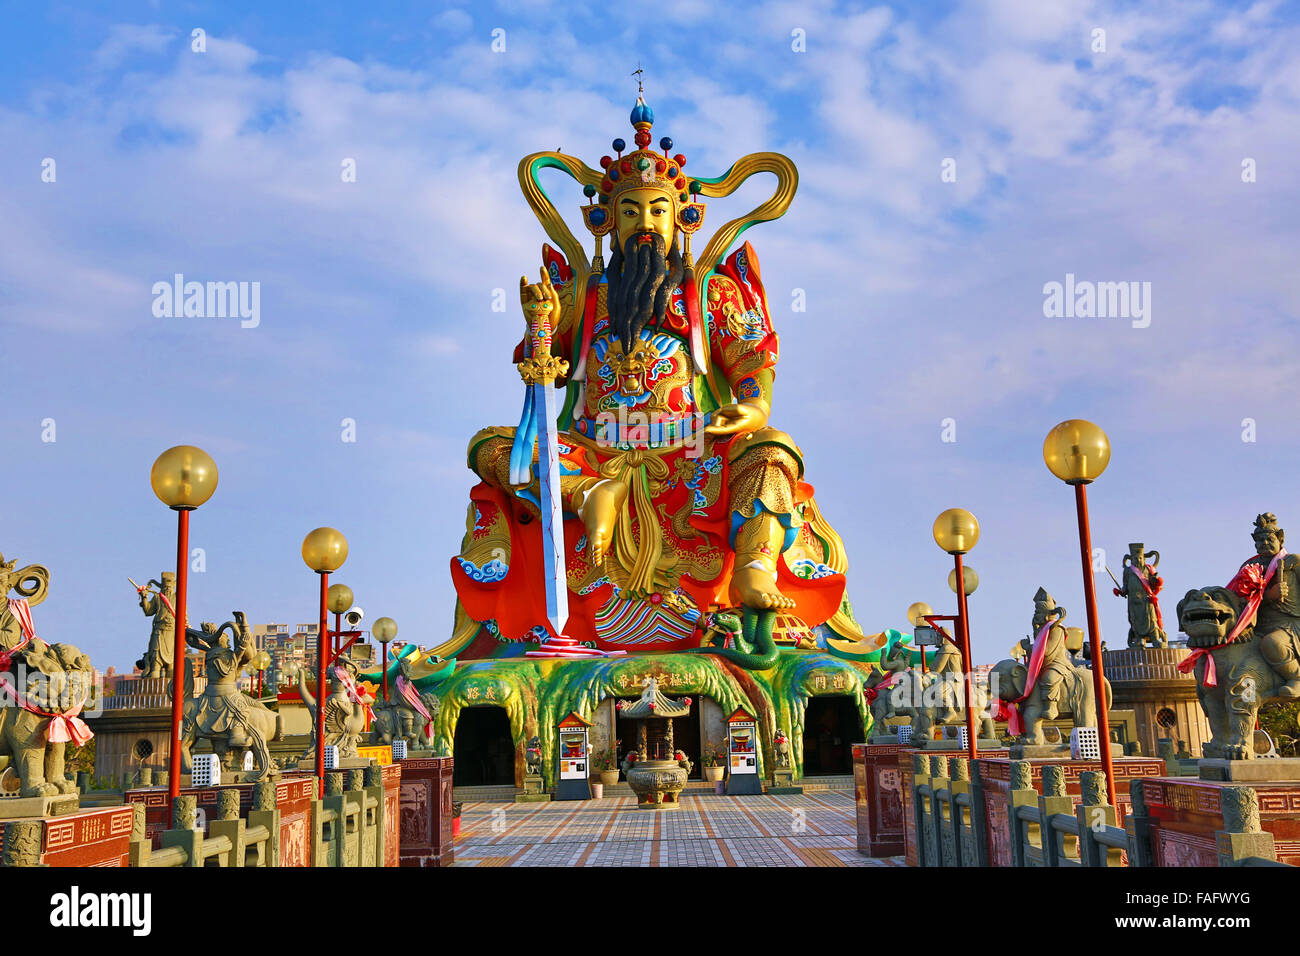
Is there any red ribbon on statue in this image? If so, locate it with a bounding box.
[396,674,434,742]
[863,672,896,704]
[0,673,94,745]
[1179,551,1284,687]
[334,666,376,723]
[993,620,1053,737]
[0,598,37,671]
[40,703,93,745]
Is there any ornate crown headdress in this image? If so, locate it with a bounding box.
[517,84,798,347]
[578,94,706,250]
[1254,513,1281,535]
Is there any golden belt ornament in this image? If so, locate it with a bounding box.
[599,448,671,596]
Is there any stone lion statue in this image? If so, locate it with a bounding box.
[1177,585,1297,759]
[0,638,95,797]
[525,734,544,776]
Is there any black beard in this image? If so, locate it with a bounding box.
[605,232,684,354]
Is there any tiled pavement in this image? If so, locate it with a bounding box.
[453,790,906,867]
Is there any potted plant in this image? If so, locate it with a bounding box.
[703,745,726,783]
[591,751,619,796]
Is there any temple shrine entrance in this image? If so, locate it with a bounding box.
[452,706,514,786]
[614,696,704,779]
[801,696,864,776]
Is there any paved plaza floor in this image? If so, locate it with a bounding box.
[453,789,906,867]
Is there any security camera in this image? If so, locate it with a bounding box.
[344,607,365,627]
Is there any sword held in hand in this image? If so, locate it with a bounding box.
[509,269,571,643]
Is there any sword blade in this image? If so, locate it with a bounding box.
[533,381,569,638]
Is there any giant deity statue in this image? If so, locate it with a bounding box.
[133,573,178,679]
[1111,543,1166,649]
[442,93,860,658]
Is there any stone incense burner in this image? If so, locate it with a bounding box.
[617,677,690,811]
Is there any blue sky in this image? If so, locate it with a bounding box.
[3,0,1300,670]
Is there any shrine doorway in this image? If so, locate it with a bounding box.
[452,706,514,786]
[801,696,865,776]
[613,697,705,779]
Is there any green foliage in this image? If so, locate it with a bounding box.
[65,737,96,775]
[1259,699,1300,756]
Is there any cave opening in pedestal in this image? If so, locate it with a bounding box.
[452,705,514,786]
[802,695,865,775]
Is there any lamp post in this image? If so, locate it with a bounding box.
[1043,419,1116,806]
[149,445,218,805]
[905,602,933,673]
[371,617,398,703]
[327,583,354,658]
[948,565,978,598]
[252,650,271,698]
[932,508,980,761]
[302,527,348,797]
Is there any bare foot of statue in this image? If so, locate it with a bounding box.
[582,479,628,566]
[731,560,796,611]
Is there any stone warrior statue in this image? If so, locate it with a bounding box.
[1231,514,1300,697]
[1012,589,1074,719]
[180,612,281,780]
[134,573,177,679]
[1112,544,1167,649]
[441,91,862,660]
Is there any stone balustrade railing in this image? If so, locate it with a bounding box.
[909,755,1287,868]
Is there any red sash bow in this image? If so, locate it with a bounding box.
[993,621,1052,736]
[0,673,94,745]
[335,666,376,723]
[1179,551,1284,687]
[863,672,896,704]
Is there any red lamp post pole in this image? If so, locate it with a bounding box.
[167,508,190,804]
[1074,483,1117,806]
[316,571,330,798]
[952,553,978,762]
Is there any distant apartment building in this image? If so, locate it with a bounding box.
[246,620,374,691]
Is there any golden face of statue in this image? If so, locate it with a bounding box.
[615,186,675,247]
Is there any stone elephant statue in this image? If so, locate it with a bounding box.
[370,692,439,749]
[988,655,1111,745]
[0,639,94,797]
